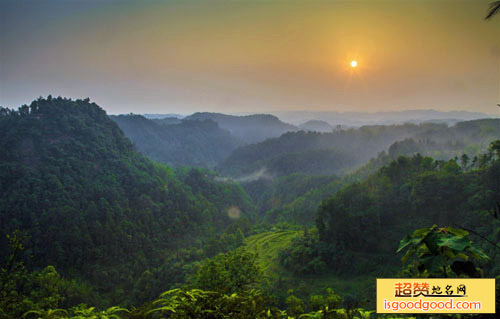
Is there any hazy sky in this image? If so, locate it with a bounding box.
[1,0,499,115]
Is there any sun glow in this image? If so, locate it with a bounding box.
[351,60,358,68]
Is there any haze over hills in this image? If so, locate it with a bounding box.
[111,114,244,168]
[272,109,495,127]
[138,109,497,137]
[151,117,183,125]
[111,108,499,181]
[218,119,500,180]
[299,120,334,132]
[185,112,299,144]
[142,113,185,120]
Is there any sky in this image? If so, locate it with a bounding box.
[1,0,499,115]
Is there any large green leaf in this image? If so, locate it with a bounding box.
[420,255,447,274]
[467,246,491,261]
[443,226,469,237]
[423,231,441,254]
[436,235,470,252]
[412,225,437,238]
[401,245,417,263]
[397,235,413,253]
[398,226,436,253]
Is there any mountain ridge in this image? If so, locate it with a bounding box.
[111,114,245,168]
[185,112,299,143]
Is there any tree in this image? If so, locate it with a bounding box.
[460,154,469,171]
[485,1,500,19]
[190,248,261,294]
[489,140,500,159]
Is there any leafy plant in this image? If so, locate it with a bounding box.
[190,248,261,294]
[149,288,279,319]
[397,225,490,277]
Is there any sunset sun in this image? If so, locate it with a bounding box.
[350,60,358,68]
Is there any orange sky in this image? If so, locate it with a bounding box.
[1,0,499,115]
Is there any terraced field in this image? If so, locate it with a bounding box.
[244,230,301,275]
[244,230,379,307]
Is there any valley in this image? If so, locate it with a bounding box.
[1,97,498,318]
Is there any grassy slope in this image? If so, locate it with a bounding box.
[244,231,379,306]
[244,230,300,275]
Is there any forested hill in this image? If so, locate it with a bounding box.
[185,112,299,143]
[219,120,500,178]
[111,114,244,167]
[312,145,500,277]
[0,97,255,303]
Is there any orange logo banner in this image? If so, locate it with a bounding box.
[377,278,496,314]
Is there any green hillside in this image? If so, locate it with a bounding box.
[244,230,300,274]
[0,97,255,305]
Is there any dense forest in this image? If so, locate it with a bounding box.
[1,97,499,318]
[111,114,244,168]
[0,97,256,308]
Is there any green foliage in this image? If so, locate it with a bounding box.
[285,290,305,316]
[0,232,98,319]
[308,289,343,312]
[397,225,490,277]
[203,226,245,258]
[145,288,364,319]
[316,142,500,275]
[8,285,378,319]
[279,228,327,275]
[0,231,31,318]
[242,229,375,310]
[23,305,128,319]
[190,248,261,294]
[150,288,280,319]
[253,174,343,225]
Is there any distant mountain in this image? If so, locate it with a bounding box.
[111,114,245,167]
[219,124,425,178]
[273,109,494,127]
[239,119,500,226]
[143,113,185,119]
[152,117,183,125]
[185,112,299,143]
[219,119,500,179]
[299,120,334,132]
